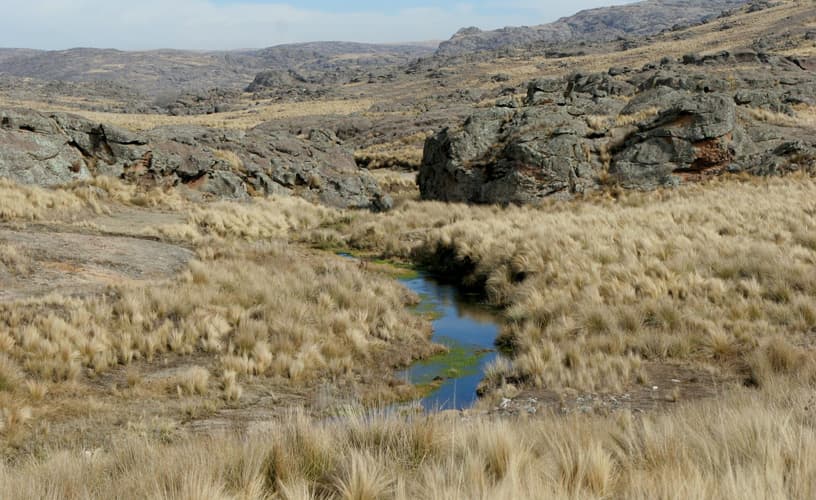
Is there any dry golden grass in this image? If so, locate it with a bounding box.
[0,173,815,498]
[0,385,814,499]
[183,196,337,242]
[0,243,30,276]
[368,170,419,199]
[0,176,186,223]
[586,107,661,131]
[212,149,245,172]
[745,105,816,129]
[0,178,438,456]
[3,171,816,497]
[308,174,816,394]
[0,178,88,221]
[0,241,430,390]
[0,236,437,460]
[354,131,431,170]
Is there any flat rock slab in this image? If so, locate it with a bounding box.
[0,228,192,301]
[86,209,187,236]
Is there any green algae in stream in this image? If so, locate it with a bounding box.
[411,292,444,319]
[331,249,420,279]
[372,259,420,280]
[408,339,488,385]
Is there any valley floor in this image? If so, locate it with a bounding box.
[0,173,815,498]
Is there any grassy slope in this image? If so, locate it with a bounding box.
[0,1,815,496]
[1,173,816,497]
[0,179,437,457]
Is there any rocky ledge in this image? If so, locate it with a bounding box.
[418,52,816,204]
[0,108,391,210]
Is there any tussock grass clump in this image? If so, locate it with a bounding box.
[354,132,432,171]
[75,176,188,210]
[185,196,338,242]
[0,179,87,221]
[0,355,22,393]
[221,370,242,402]
[212,149,244,172]
[745,105,816,129]
[0,176,186,223]
[173,366,210,396]
[0,387,814,499]
[0,243,30,275]
[586,106,661,131]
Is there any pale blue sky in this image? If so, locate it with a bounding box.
[1,0,636,50]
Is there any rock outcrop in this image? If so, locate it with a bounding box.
[611,94,738,188]
[436,0,748,57]
[245,69,309,92]
[418,106,597,204]
[0,109,145,186]
[0,108,391,210]
[419,53,816,204]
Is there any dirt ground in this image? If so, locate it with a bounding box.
[480,362,737,419]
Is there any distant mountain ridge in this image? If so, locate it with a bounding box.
[437,0,750,56]
[0,0,754,95]
[0,43,435,95]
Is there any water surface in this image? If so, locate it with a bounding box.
[397,272,501,410]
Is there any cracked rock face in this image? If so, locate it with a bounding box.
[610,94,738,189]
[419,57,816,204]
[418,106,598,204]
[0,109,93,185]
[0,108,391,210]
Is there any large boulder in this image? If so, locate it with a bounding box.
[418,106,599,204]
[0,108,145,185]
[610,94,740,188]
[0,107,391,210]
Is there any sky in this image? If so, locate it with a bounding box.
[0,0,637,51]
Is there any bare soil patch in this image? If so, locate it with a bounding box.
[484,362,737,418]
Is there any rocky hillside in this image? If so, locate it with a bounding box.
[437,0,749,56]
[0,0,812,210]
[0,43,434,96]
[0,107,391,210]
[419,49,816,203]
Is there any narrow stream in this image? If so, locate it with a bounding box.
[397,271,502,411]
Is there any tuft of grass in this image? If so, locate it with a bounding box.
[745,105,816,129]
[221,370,242,402]
[0,355,22,393]
[24,380,48,401]
[212,149,245,173]
[0,176,186,224]
[0,243,31,276]
[174,366,210,396]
